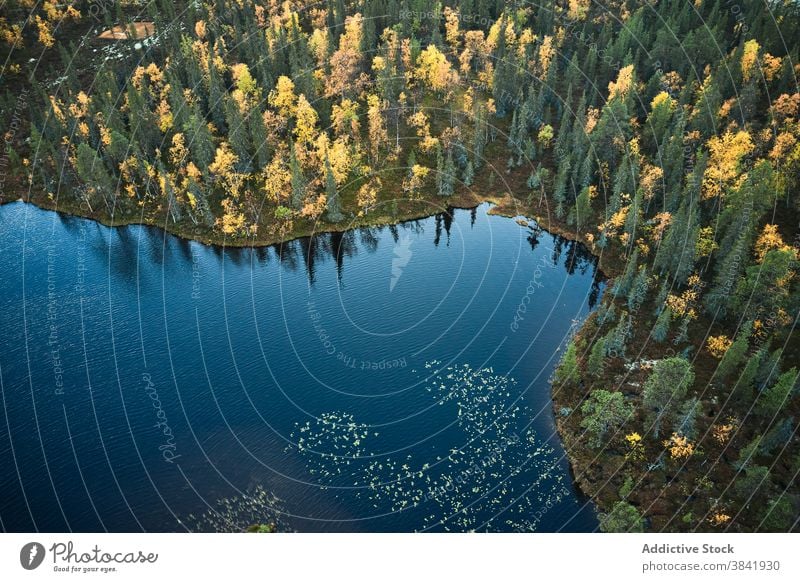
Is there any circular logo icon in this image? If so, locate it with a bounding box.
[20,542,46,570]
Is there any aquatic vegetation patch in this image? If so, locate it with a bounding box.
[287,362,576,531]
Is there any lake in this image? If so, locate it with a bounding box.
[0,201,603,532]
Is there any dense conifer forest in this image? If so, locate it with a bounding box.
[1,0,799,531]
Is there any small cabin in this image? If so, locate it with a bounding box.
[97,22,155,41]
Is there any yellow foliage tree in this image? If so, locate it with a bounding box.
[415,44,458,94]
[294,94,319,147]
[754,224,790,262]
[366,95,388,162]
[34,16,55,48]
[331,99,360,139]
[403,164,430,197]
[209,142,247,198]
[263,150,291,205]
[325,13,364,97]
[315,135,353,186]
[356,177,381,216]
[209,141,238,178]
[231,63,259,110]
[567,0,590,21]
[537,35,555,77]
[443,7,461,53]
[695,226,718,257]
[706,335,732,358]
[624,432,645,461]
[663,433,695,460]
[702,130,754,199]
[217,198,247,236]
[268,76,297,117]
[740,39,760,82]
[608,65,635,100]
[169,133,188,166]
[300,194,327,219]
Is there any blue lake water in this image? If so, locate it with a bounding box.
[0,201,603,532]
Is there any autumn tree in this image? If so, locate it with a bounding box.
[702,130,754,200]
[415,44,458,95]
[356,177,381,216]
[326,13,365,98]
[366,94,388,163]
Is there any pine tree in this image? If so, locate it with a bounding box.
[437,146,455,197]
[599,502,644,533]
[573,185,592,230]
[653,278,670,314]
[586,338,607,377]
[580,390,633,448]
[756,348,783,392]
[732,248,798,322]
[730,348,763,405]
[462,160,474,187]
[289,142,306,210]
[603,312,631,359]
[761,496,795,531]
[247,106,270,170]
[324,155,343,222]
[552,159,570,218]
[654,193,699,286]
[715,323,751,382]
[75,143,114,209]
[736,434,762,470]
[652,306,672,342]
[643,358,695,437]
[472,105,487,169]
[224,96,252,172]
[627,266,650,312]
[756,368,798,419]
[184,112,215,172]
[554,341,580,385]
[732,465,770,501]
[614,249,639,298]
[759,417,795,457]
[672,397,701,440]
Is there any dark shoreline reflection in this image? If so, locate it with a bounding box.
[275,206,604,290]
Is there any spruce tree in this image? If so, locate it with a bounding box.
[627,266,650,313]
[324,155,343,222]
[715,323,751,382]
[463,160,474,187]
[642,358,695,437]
[652,307,672,342]
[756,369,798,419]
[586,338,607,378]
[289,142,306,210]
[672,397,701,440]
[554,341,580,385]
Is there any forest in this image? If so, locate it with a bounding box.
[1,0,799,532]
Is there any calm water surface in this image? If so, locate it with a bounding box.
[0,202,603,532]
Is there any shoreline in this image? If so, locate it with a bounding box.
[4,190,504,249]
[4,189,617,273]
